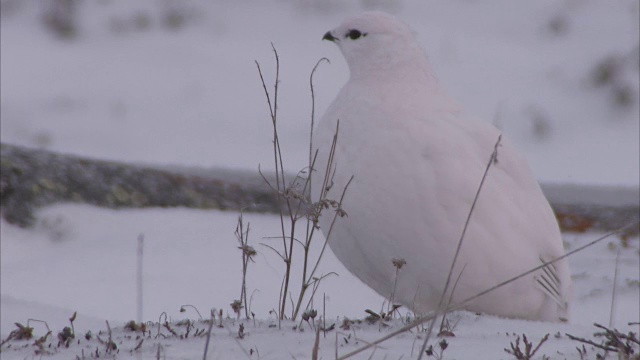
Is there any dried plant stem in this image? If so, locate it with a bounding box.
[256,45,293,320]
[180,304,204,321]
[309,57,330,180]
[294,171,352,321]
[307,123,350,282]
[418,135,502,359]
[202,311,215,360]
[438,135,501,307]
[608,249,621,328]
[388,258,407,316]
[137,234,144,324]
[256,49,344,321]
[567,322,640,356]
[439,264,467,333]
[311,323,321,360]
[389,269,400,314]
[291,58,335,321]
[235,212,255,319]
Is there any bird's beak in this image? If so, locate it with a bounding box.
[323,31,338,42]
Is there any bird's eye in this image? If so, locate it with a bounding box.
[346,29,366,40]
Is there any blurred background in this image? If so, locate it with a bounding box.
[1,0,638,185]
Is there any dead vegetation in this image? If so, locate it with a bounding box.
[504,333,550,360]
[254,46,349,324]
[567,323,639,359]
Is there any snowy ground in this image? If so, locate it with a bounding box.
[1,0,639,359]
[1,213,638,359]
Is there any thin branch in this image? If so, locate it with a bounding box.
[309,57,330,182]
[609,249,621,328]
[308,175,354,282]
[565,333,618,353]
[439,263,467,333]
[260,243,286,261]
[256,46,293,320]
[202,312,215,360]
[419,135,502,359]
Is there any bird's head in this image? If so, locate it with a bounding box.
[322,11,428,80]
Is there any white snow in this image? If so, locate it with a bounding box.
[1,0,638,359]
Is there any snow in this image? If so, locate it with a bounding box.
[1,0,639,359]
[1,205,384,329]
[1,207,638,359]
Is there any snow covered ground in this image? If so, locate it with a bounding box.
[1,0,638,359]
[1,206,638,359]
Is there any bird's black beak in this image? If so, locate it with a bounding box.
[323,31,337,42]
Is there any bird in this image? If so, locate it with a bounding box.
[311,11,571,322]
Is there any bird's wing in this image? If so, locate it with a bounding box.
[534,256,567,310]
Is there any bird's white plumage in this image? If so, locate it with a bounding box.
[312,11,571,321]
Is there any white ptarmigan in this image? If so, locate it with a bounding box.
[312,11,571,322]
